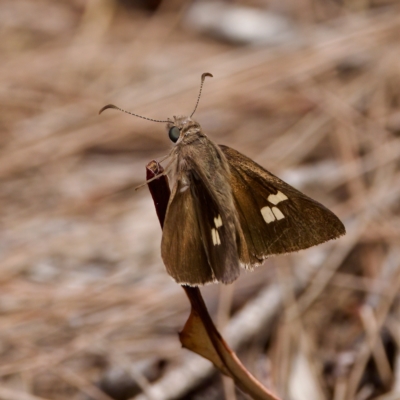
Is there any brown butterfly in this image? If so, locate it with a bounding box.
[100,73,345,286]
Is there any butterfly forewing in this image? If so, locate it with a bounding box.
[189,171,240,283]
[161,142,241,285]
[220,145,346,264]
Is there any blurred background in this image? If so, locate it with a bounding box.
[1,0,400,399]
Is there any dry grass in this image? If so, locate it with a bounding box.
[1,0,400,399]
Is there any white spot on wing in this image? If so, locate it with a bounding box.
[212,228,221,245]
[214,215,223,228]
[212,229,216,244]
[261,206,275,224]
[268,191,288,205]
[272,207,285,220]
[179,177,190,193]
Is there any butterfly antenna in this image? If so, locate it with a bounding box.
[98,104,168,123]
[190,72,213,117]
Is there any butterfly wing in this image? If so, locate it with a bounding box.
[219,145,346,266]
[190,170,241,284]
[161,176,213,285]
[161,168,240,285]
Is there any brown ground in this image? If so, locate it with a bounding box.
[1,1,400,399]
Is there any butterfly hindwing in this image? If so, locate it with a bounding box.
[161,177,213,285]
[220,145,346,265]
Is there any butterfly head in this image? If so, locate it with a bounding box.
[166,116,202,144]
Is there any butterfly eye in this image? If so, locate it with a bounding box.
[169,126,180,143]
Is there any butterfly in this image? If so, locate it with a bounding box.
[100,73,345,286]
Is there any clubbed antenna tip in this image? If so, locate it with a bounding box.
[99,104,118,115]
[190,72,213,117]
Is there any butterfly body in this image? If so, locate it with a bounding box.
[161,116,345,286]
